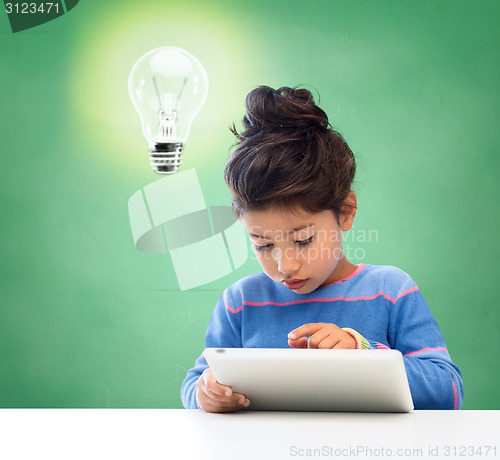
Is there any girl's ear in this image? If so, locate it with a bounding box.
[340,191,357,231]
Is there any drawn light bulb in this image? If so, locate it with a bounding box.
[128,46,208,174]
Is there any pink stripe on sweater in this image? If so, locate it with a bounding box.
[404,347,448,357]
[226,303,242,314]
[453,381,458,410]
[322,264,366,286]
[376,342,390,350]
[222,292,243,313]
[241,288,418,307]
[224,284,420,313]
[396,286,419,301]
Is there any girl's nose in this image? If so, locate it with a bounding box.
[273,247,301,275]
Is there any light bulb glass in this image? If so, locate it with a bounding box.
[128,46,208,174]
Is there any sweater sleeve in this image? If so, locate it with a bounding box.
[180,289,242,409]
[366,281,463,410]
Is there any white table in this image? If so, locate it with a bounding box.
[0,409,498,459]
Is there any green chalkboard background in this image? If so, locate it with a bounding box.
[1,0,499,409]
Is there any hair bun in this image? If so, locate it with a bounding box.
[241,86,329,134]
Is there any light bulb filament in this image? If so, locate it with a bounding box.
[159,107,176,138]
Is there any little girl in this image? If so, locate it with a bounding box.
[181,86,463,412]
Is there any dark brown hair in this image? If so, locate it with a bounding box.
[224,86,356,219]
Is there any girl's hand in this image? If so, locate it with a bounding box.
[196,368,251,413]
[288,323,357,349]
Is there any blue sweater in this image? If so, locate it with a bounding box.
[181,264,463,410]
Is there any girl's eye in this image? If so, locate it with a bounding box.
[296,235,314,246]
[254,243,273,251]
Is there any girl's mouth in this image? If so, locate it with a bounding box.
[282,278,308,290]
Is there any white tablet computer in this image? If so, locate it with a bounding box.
[203,348,413,412]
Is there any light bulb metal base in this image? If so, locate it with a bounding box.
[149,142,183,174]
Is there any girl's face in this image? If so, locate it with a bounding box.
[241,205,356,294]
